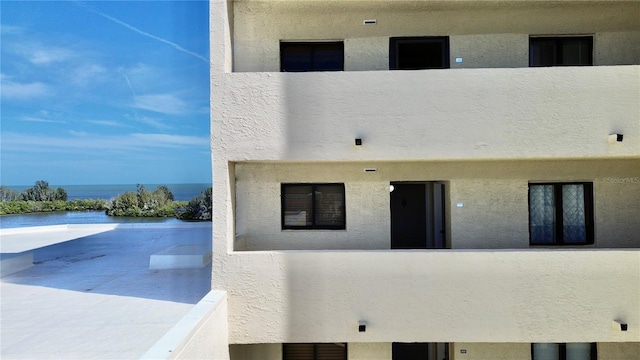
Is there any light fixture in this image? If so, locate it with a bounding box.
[358,321,367,332]
[614,319,628,331]
[608,134,623,144]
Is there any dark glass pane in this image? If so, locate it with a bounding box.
[532,343,560,360]
[562,39,591,65]
[393,38,447,70]
[529,185,556,244]
[530,40,557,66]
[313,44,344,71]
[562,184,586,243]
[316,343,347,360]
[283,343,314,360]
[565,343,591,360]
[281,44,313,72]
[314,184,344,227]
[281,43,343,72]
[283,185,313,227]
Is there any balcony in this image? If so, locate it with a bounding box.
[212,65,640,162]
[217,249,639,345]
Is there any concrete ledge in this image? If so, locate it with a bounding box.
[140,291,229,360]
[150,245,212,270]
[0,252,34,277]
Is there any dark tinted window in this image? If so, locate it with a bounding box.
[530,37,593,66]
[280,42,344,72]
[282,184,345,230]
[390,37,449,70]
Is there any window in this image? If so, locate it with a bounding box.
[390,37,449,70]
[281,183,345,230]
[532,343,597,360]
[528,183,594,245]
[529,36,593,66]
[283,343,347,360]
[280,42,344,72]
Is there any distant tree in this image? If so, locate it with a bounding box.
[20,181,66,201]
[178,187,212,221]
[154,185,174,202]
[0,186,21,201]
[106,184,177,217]
[55,187,68,201]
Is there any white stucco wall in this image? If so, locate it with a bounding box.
[220,250,639,345]
[234,159,640,251]
[212,66,640,163]
[231,0,640,72]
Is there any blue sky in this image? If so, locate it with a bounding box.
[1,1,210,185]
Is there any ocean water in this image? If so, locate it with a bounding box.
[4,183,210,201]
[0,183,211,229]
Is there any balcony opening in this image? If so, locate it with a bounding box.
[390,182,448,249]
[390,37,450,70]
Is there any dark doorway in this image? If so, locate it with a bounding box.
[392,342,450,360]
[390,37,450,70]
[390,182,447,249]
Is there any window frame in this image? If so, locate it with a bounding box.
[281,183,346,230]
[280,41,344,72]
[389,36,450,70]
[528,182,594,246]
[283,343,348,360]
[529,36,593,67]
[531,343,597,360]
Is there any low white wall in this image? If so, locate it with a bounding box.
[234,159,640,251]
[212,66,640,162]
[141,291,229,360]
[221,250,639,345]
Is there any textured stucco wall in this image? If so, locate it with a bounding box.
[231,1,640,72]
[598,342,640,360]
[229,343,281,360]
[234,159,640,251]
[221,250,639,344]
[452,343,530,360]
[212,66,640,162]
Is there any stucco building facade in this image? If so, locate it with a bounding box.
[209,1,640,359]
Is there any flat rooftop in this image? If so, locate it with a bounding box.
[0,223,212,359]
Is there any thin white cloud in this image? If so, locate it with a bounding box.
[77,2,208,63]
[71,64,107,86]
[133,93,188,115]
[87,120,127,127]
[0,24,25,35]
[130,133,208,147]
[1,80,51,100]
[20,116,66,124]
[29,46,74,65]
[2,131,209,154]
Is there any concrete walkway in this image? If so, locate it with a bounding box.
[0,223,212,359]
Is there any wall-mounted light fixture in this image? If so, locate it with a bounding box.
[608,134,623,144]
[355,138,362,146]
[358,321,367,332]
[614,319,628,331]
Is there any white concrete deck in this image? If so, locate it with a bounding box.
[0,223,212,359]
